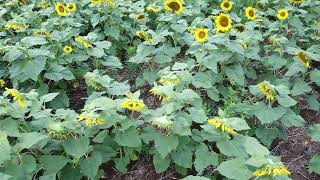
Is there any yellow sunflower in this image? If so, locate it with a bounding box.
[136,31,152,42]
[289,0,304,4]
[91,0,103,4]
[55,2,67,16]
[121,99,145,111]
[63,45,73,54]
[163,0,183,15]
[245,7,257,20]
[194,28,208,43]
[277,9,288,20]
[295,51,310,68]
[105,0,114,6]
[253,165,290,177]
[147,5,161,13]
[220,0,233,12]
[0,79,5,87]
[66,2,76,12]
[208,118,237,135]
[215,13,232,33]
[258,82,275,102]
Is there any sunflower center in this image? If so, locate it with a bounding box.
[223,2,230,8]
[249,10,255,17]
[280,12,286,17]
[58,5,65,12]
[298,52,308,63]
[137,15,145,19]
[198,31,206,38]
[219,16,229,27]
[168,2,181,11]
[68,5,74,9]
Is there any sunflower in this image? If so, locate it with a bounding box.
[277,9,288,20]
[4,22,25,30]
[147,5,161,13]
[136,14,146,21]
[136,31,152,42]
[105,0,114,6]
[163,0,183,15]
[66,2,76,12]
[295,51,310,68]
[256,1,267,10]
[77,113,105,127]
[258,82,275,102]
[55,2,67,16]
[253,165,290,177]
[5,88,26,109]
[33,31,50,36]
[289,0,304,4]
[149,87,172,101]
[220,0,233,12]
[75,36,93,48]
[121,99,145,111]
[0,79,5,87]
[63,46,73,54]
[245,7,257,20]
[194,28,208,43]
[215,13,232,33]
[91,0,103,4]
[208,118,237,135]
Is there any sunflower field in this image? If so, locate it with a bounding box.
[0,0,320,179]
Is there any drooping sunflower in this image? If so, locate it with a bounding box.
[136,31,152,42]
[208,118,237,135]
[55,2,67,16]
[4,22,25,30]
[194,28,208,43]
[289,0,304,4]
[277,9,288,20]
[149,87,172,101]
[90,0,103,4]
[215,13,232,33]
[295,51,310,68]
[77,113,105,127]
[220,0,233,12]
[66,2,76,12]
[5,88,26,109]
[0,79,5,87]
[253,165,290,177]
[163,0,183,15]
[245,7,257,20]
[147,5,161,13]
[63,46,73,54]
[136,14,146,21]
[75,36,93,48]
[121,99,145,111]
[258,82,275,102]
[33,31,50,36]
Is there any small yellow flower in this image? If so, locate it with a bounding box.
[295,51,310,68]
[194,28,209,43]
[77,113,105,127]
[63,45,73,54]
[277,9,289,20]
[289,0,304,4]
[121,99,145,111]
[208,118,237,135]
[4,22,25,30]
[149,87,172,101]
[91,0,103,4]
[33,31,50,36]
[5,88,26,109]
[163,0,183,15]
[220,0,233,12]
[253,165,291,177]
[258,82,275,102]
[245,7,257,20]
[55,2,67,16]
[66,2,76,12]
[75,36,93,48]
[147,5,161,13]
[136,31,152,42]
[215,13,232,33]
[0,80,5,87]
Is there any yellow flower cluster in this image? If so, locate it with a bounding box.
[4,22,25,30]
[136,31,152,42]
[75,36,93,48]
[253,165,291,177]
[77,113,105,127]
[163,0,183,15]
[245,7,257,20]
[121,99,145,111]
[5,88,26,109]
[55,2,76,16]
[258,82,275,101]
[149,87,172,101]
[208,118,237,135]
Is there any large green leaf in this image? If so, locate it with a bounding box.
[153,152,170,173]
[114,127,141,147]
[40,155,69,175]
[9,57,46,81]
[80,152,103,179]
[154,134,179,159]
[194,143,218,173]
[307,124,320,143]
[0,132,10,165]
[217,158,252,180]
[254,104,286,124]
[309,155,320,174]
[63,137,90,158]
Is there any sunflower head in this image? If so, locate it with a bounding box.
[215,13,232,33]
[63,45,73,54]
[220,0,233,12]
[136,31,152,42]
[277,9,288,20]
[194,28,208,43]
[245,7,257,20]
[256,1,267,10]
[90,0,103,4]
[55,2,67,16]
[289,0,304,4]
[295,51,310,68]
[163,0,183,15]
[66,2,76,12]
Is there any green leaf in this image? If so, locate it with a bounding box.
[40,93,60,103]
[276,94,297,107]
[207,87,220,101]
[307,124,320,143]
[153,152,170,173]
[245,156,269,167]
[172,146,193,168]
[238,135,270,156]
[115,127,141,147]
[63,137,90,158]
[0,172,12,180]
[309,155,320,174]
[87,47,105,58]
[44,63,75,82]
[254,104,286,124]
[93,41,111,49]
[154,134,179,158]
[203,55,218,73]
[181,176,210,180]
[217,158,252,180]
[0,132,10,165]
[194,143,218,173]
[310,69,320,86]
[281,109,305,127]
[0,119,20,137]
[291,80,312,96]
[21,36,48,47]
[173,116,192,136]
[80,152,103,179]
[40,155,69,175]
[262,54,287,70]
[15,132,47,151]
[129,44,155,64]
[188,107,207,123]
[9,57,46,81]
[39,174,56,180]
[227,117,250,131]
[216,139,247,157]
[225,64,245,86]
[60,165,82,180]
[255,126,279,147]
